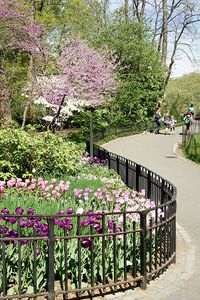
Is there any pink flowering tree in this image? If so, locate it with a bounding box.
[0,0,43,125]
[36,37,117,132]
[0,0,43,54]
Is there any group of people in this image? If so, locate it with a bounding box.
[154,105,176,135]
[154,103,195,135]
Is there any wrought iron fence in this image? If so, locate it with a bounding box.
[0,145,176,299]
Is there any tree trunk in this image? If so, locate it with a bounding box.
[22,0,36,128]
[124,0,129,22]
[132,0,146,23]
[161,0,168,66]
[50,94,66,133]
[0,94,12,127]
[101,0,109,27]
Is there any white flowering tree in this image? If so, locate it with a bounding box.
[35,37,117,132]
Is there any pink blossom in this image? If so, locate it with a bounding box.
[51,178,57,184]
[52,190,57,196]
[107,197,113,203]
[55,192,61,199]
[73,188,79,196]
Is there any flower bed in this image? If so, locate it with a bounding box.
[0,161,163,296]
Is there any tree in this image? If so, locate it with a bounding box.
[95,21,165,125]
[111,0,200,92]
[35,37,117,131]
[0,0,43,54]
[147,0,200,90]
[165,72,200,116]
[0,0,43,125]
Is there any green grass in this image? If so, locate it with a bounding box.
[185,133,200,163]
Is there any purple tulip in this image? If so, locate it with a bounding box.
[86,210,94,215]
[82,237,91,248]
[15,207,24,215]
[66,207,73,214]
[35,248,41,256]
[9,217,18,224]
[57,220,64,228]
[88,216,96,224]
[54,217,60,225]
[41,231,48,237]
[20,239,29,245]
[27,208,35,215]
[93,222,103,233]
[34,216,42,222]
[34,226,41,233]
[8,230,18,238]
[81,218,90,227]
[40,223,48,232]
[108,219,115,230]
[64,221,73,231]
[26,219,34,227]
[1,208,9,215]
[0,226,8,234]
[58,210,65,215]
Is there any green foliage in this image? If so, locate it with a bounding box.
[92,22,165,126]
[0,129,83,179]
[165,72,200,117]
[37,0,98,52]
[67,108,111,140]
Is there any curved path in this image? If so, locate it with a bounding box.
[102,127,200,300]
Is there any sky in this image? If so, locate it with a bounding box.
[171,44,200,78]
[109,0,200,78]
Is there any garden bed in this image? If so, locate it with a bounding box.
[0,158,162,298]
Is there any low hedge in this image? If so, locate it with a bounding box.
[0,129,83,179]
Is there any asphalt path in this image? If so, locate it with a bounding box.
[103,127,200,299]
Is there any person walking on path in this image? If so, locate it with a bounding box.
[164,111,171,135]
[170,115,176,134]
[154,105,162,134]
[184,111,192,136]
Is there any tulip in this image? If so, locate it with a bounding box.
[82,237,91,248]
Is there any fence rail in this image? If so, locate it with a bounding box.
[0,144,176,299]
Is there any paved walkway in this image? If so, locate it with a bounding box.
[102,127,200,300]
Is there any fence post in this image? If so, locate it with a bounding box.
[48,218,55,300]
[140,212,147,290]
[147,171,151,199]
[90,113,94,157]
[116,155,119,174]
[126,159,129,185]
[136,164,140,192]
[161,179,166,205]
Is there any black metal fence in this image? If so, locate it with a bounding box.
[0,145,176,299]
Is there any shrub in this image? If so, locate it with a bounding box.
[0,129,83,179]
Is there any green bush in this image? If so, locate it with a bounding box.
[0,129,83,179]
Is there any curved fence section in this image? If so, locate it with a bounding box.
[0,146,176,300]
